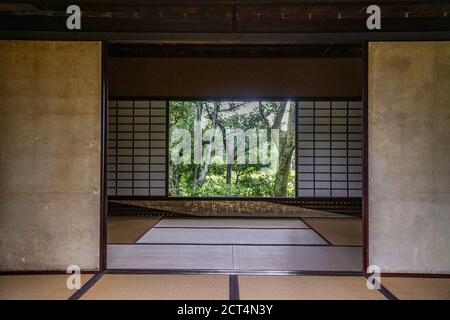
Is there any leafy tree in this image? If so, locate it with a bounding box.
[169,101,295,197]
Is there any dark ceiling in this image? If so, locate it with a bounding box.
[108,43,363,58]
[1,1,450,33]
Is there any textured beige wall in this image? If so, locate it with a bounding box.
[369,42,450,274]
[0,41,102,271]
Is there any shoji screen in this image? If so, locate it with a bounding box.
[297,100,362,198]
[108,100,167,196]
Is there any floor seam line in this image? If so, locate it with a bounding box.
[363,276,399,300]
[68,272,104,300]
[232,245,235,271]
[299,217,333,246]
[109,243,349,247]
[229,275,240,300]
[153,227,311,230]
[229,275,233,300]
[133,216,163,243]
[377,282,399,300]
[235,275,240,300]
[104,269,364,275]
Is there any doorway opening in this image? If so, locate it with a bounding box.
[105,43,364,273]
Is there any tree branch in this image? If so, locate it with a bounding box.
[272,101,287,129]
[220,102,246,112]
[258,102,270,128]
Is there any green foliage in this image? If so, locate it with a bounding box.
[169,101,296,198]
[174,168,296,197]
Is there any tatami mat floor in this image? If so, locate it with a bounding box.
[302,218,362,246]
[0,274,93,300]
[137,228,327,245]
[107,217,362,271]
[239,276,385,300]
[381,277,450,300]
[81,274,229,300]
[1,274,448,300]
[107,217,161,243]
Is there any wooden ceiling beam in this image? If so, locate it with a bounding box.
[2,30,450,44]
[5,1,450,5]
[2,14,449,33]
[1,1,450,34]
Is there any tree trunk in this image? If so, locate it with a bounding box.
[226,164,232,184]
[274,102,296,197]
[193,102,203,190]
[195,102,219,188]
[169,162,180,196]
[217,121,232,184]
